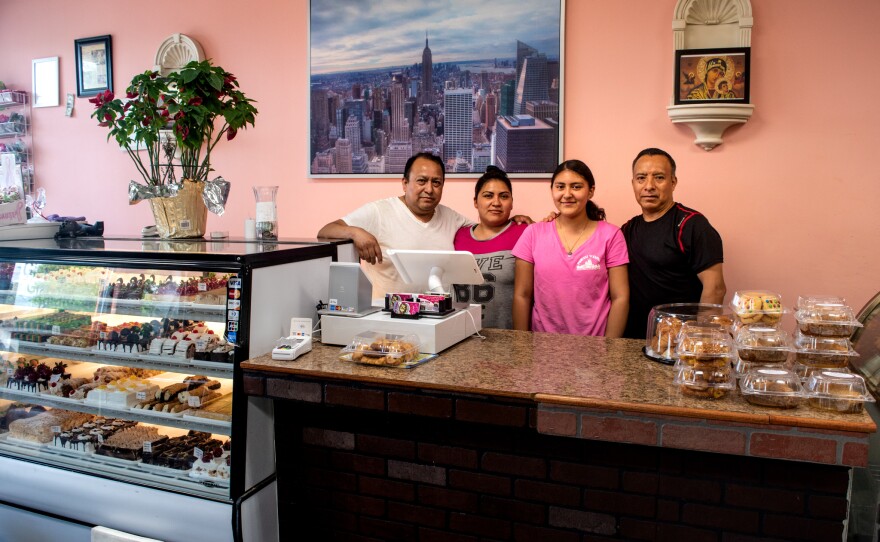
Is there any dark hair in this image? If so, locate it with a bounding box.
[403,152,445,182]
[551,160,606,221]
[632,148,676,177]
[474,165,512,199]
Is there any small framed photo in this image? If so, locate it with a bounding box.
[74,35,113,97]
[675,47,749,105]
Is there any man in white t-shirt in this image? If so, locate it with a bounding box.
[317,153,472,297]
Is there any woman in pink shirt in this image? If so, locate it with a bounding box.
[453,166,527,329]
[512,160,630,337]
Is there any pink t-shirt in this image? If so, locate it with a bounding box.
[512,220,629,336]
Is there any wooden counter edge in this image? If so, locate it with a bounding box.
[535,393,877,434]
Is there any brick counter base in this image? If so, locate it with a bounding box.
[251,374,852,541]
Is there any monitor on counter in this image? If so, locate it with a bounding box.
[318,262,381,318]
[386,249,484,294]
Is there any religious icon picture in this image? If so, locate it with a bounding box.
[674,47,749,105]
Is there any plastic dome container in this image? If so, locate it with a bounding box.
[793,330,858,368]
[740,368,804,409]
[804,370,875,414]
[675,330,737,367]
[795,304,862,338]
[730,290,786,326]
[674,362,735,400]
[790,361,851,381]
[644,303,732,363]
[735,326,793,364]
[797,295,847,311]
[340,331,420,366]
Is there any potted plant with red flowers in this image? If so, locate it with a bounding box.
[91,60,257,238]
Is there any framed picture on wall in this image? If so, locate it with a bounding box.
[75,35,113,97]
[308,0,565,178]
[674,47,749,105]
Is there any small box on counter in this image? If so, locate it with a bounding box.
[384,292,454,316]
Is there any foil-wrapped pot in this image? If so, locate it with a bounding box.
[128,176,229,216]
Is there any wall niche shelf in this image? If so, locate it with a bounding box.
[669,0,754,151]
[667,102,753,151]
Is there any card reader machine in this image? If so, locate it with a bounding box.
[271,317,313,361]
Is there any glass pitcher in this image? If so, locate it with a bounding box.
[253,186,278,240]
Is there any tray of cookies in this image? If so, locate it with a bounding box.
[340,331,421,367]
[735,326,794,364]
[795,304,862,338]
[803,370,875,414]
[644,303,732,364]
[730,290,786,327]
[739,368,804,409]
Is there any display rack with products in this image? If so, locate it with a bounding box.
[0,90,33,197]
[0,237,342,542]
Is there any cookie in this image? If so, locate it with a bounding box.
[759,295,782,324]
[736,294,763,324]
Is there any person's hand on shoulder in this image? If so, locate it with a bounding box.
[351,228,383,264]
[511,214,535,225]
[541,211,560,222]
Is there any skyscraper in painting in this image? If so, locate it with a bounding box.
[420,33,433,106]
[513,54,549,115]
[443,88,474,166]
[494,115,555,173]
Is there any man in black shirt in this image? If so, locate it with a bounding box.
[621,148,726,339]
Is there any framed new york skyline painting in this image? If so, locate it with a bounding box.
[308,0,565,178]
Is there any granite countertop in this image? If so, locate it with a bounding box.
[242,328,876,433]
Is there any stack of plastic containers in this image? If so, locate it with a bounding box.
[734,326,795,377]
[644,303,733,364]
[793,296,872,412]
[673,328,737,400]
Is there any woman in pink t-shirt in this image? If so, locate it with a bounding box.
[512,160,630,337]
[453,166,527,329]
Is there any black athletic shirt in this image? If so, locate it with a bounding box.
[621,203,724,339]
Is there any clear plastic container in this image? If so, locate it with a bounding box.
[645,303,732,362]
[729,290,786,326]
[740,368,804,409]
[674,362,735,400]
[790,361,851,381]
[795,305,862,338]
[804,371,875,413]
[675,330,737,367]
[793,330,859,368]
[339,331,420,366]
[735,358,786,379]
[797,295,847,311]
[735,326,793,363]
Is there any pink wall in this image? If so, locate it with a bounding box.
[1,0,879,312]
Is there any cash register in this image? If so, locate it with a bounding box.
[319,250,484,354]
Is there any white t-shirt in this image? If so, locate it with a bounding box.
[343,196,472,297]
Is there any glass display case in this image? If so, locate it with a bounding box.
[0,237,342,542]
